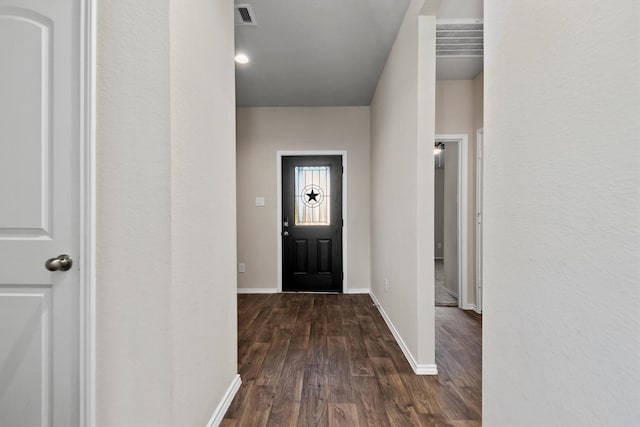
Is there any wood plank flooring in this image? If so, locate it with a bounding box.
[222,293,481,426]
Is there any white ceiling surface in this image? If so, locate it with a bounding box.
[431,0,482,19]
[235,0,483,107]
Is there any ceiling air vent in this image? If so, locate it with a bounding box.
[235,4,256,26]
[436,20,483,57]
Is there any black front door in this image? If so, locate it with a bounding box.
[282,156,343,292]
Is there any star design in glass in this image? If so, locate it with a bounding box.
[306,189,319,203]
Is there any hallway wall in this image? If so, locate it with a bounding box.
[484,1,640,425]
[96,0,238,424]
[370,0,437,369]
[236,107,371,292]
[96,1,172,423]
[169,0,238,423]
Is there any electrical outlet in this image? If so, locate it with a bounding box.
[384,277,388,292]
[239,263,246,273]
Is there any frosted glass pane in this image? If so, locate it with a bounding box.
[294,166,330,226]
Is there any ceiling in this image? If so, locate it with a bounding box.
[234,0,483,107]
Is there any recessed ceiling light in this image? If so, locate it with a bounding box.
[235,53,250,64]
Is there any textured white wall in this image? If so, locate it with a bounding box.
[484,1,640,425]
[169,0,238,424]
[96,0,238,424]
[96,1,173,423]
[236,107,371,292]
[370,0,437,367]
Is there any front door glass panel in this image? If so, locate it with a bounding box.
[294,166,331,226]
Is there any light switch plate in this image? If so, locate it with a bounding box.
[255,197,265,207]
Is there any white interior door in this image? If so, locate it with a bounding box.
[475,129,483,313]
[0,0,80,425]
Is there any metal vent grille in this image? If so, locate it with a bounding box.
[436,21,483,57]
[235,4,256,26]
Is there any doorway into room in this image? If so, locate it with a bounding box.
[433,135,469,308]
[434,141,456,306]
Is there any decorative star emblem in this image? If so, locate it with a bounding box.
[306,189,319,203]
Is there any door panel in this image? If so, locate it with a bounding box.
[0,288,52,426]
[0,8,53,238]
[317,239,332,273]
[0,1,80,425]
[293,240,308,273]
[282,156,342,292]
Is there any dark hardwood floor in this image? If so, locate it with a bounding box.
[222,293,481,426]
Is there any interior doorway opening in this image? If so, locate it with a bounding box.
[433,135,469,309]
[434,141,457,306]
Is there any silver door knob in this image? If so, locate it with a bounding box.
[283,230,289,237]
[45,254,73,272]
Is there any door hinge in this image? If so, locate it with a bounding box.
[341,272,344,281]
[341,219,344,227]
[341,166,344,174]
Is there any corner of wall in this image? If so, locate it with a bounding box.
[369,0,437,369]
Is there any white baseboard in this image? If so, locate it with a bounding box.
[369,292,438,376]
[462,303,478,311]
[237,288,371,295]
[345,288,370,294]
[413,363,438,375]
[237,288,277,294]
[206,374,242,427]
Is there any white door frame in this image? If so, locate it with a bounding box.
[79,0,96,425]
[475,128,484,314]
[434,134,469,309]
[276,150,348,293]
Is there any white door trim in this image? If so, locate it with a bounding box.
[475,128,483,314]
[79,0,96,425]
[276,150,348,293]
[434,134,469,310]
